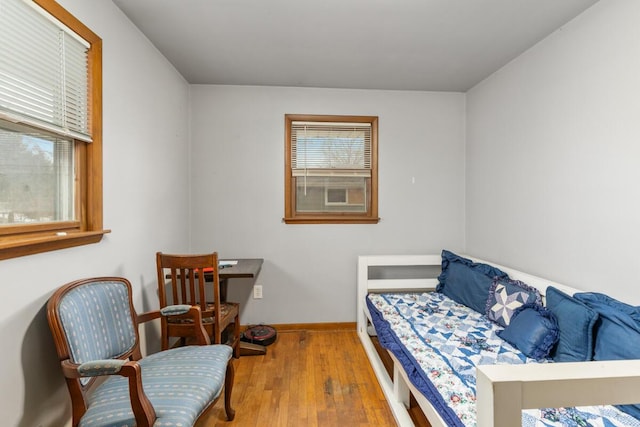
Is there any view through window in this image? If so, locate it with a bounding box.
[0,124,75,225]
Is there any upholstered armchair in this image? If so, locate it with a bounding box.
[47,277,235,427]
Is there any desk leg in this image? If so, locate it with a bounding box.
[220,278,267,356]
[220,278,228,303]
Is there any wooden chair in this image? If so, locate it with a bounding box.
[156,251,241,358]
[47,277,235,427]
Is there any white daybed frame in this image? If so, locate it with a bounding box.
[357,254,640,427]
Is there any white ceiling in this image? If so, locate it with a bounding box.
[113,0,599,92]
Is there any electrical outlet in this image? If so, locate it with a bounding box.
[253,284,263,299]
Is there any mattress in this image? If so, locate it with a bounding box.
[366,291,640,427]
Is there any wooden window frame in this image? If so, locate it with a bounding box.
[0,0,108,260]
[284,114,379,224]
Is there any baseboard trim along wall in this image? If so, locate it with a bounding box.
[242,322,356,332]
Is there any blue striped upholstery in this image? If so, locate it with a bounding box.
[80,345,232,427]
[59,281,137,362]
[59,281,137,386]
[56,279,233,426]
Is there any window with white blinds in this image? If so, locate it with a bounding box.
[284,114,379,224]
[0,0,91,142]
[0,0,105,261]
[290,121,371,177]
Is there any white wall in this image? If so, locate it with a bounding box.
[466,0,640,302]
[189,85,466,324]
[1,1,191,425]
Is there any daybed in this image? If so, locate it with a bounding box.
[357,251,640,427]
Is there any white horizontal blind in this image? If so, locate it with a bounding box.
[0,0,91,141]
[291,121,371,177]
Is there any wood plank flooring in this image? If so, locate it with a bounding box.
[200,329,397,427]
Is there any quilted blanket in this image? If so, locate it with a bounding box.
[367,292,640,427]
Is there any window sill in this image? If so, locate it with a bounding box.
[0,229,111,260]
[283,216,380,224]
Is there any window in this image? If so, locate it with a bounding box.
[325,188,348,205]
[284,114,379,224]
[0,0,106,260]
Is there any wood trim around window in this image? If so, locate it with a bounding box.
[0,0,109,260]
[283,114,379,224]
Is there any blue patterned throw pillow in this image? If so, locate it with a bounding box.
[485,277,542,327]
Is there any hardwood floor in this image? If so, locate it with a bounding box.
[200,329,397,427]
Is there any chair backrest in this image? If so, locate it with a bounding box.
[156,252,221,315]
[47,277,142,389]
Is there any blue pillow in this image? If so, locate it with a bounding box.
[486,277,542,327]
[573,292,640,360]
[436,250,509,313]
[545,286,598,362]
[574,292,640,419]
[498,304,559,360]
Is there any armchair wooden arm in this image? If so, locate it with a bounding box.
[60,359,156,427]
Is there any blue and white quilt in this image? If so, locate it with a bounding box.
[367,292,640,427]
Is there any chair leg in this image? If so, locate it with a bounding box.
[233,315,241,358]
[161,319,168,350]
[214,323,222,346]
[224,360,235,421]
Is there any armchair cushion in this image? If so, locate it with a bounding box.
[58,281,138,386]
[81,345,232,427]
[59,281,137,362]
[160,304,193,316]
[78,359,126,376]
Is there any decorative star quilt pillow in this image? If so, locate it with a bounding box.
[485,277,542,327]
